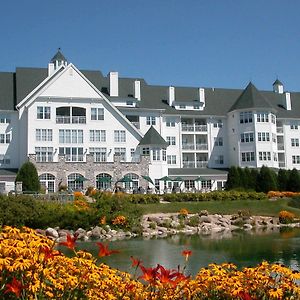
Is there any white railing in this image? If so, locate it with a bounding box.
[65,155,84,162]
[277,143,285,150]
[182,143,195,150]
[195,144,208,150]
[183,161,195,168]
[196,161,208,168]
[182,124,194,131]
[276,127,283,133]
[56,116,86,124]
[195,125,207,132]
[72,116,86,124]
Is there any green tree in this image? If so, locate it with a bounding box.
[277,169,289,191]
[225,166,240,190]
[250,168,259,191]
[15,161,40,192]
[287,168,300,192]
[257,166,278,193]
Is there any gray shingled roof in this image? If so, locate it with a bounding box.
[273,79,283,86]
[138,126,168,147]
[50,49,67,63]
[0,72,15,110]
[228,82,275,112]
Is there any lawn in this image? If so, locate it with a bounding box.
[138,198,300,217]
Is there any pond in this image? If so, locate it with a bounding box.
[65,227,300,276]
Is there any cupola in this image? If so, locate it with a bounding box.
[48,48,68,76]
[273,79,284,94]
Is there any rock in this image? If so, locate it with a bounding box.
[91,226,102,238]
[199,215,212,223]
[75,228,87,240]
[45,227,59,239]
[58,229,70,237]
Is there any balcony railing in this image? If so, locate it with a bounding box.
[182,143,195,150]
[56,116,86,124]
[65,155,84,162]
[196,144,208,150]
[277,143,285,150]
[195,125,207,132]
[182,124,207,132]
[183,161,195,168]
[196,161,208,168]
[182,124,194,131]
[278,161,285,168]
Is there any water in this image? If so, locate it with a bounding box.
[68,227,300,276]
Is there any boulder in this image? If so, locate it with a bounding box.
[45,227,59,239]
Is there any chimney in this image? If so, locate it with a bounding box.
[273,79,284,94]
[284,92,291,110]
[199,88,205,107]
[168,86,175,106]
[48,63,55,76]
[109,71,119,97]
[134,80,141,100]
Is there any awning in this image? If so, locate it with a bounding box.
[159,176,172,182]
[97,177,112,183]
[172,176,184,181]
[195,176,206,181]
[118,176,133,183]
[74,176,88,183]
[142,175,154,185]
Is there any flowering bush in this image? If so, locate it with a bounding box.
[73,199,90,211]
[112,215,127,226]
[268,191,300,198]
[1,226,300,299]
[179,208,189,216]
[279,210,296,224]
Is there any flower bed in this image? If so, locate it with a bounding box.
[0,226,300,299]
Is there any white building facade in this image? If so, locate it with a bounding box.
[0,50,299,193]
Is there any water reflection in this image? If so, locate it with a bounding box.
[69,227,300,276]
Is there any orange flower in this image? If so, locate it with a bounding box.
[59,233,78,250]
[182,249,192,261]
[96,242,120,257]
[139,265,159,284]
[40,246,61,261]
[157,264,180,285]
[4,277,24,297]
[130,256,142,268]
[238,291,252,300]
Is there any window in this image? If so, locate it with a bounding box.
[89,147,107,162]
[193,105,200,109]
[0,155,10,165]
[184,180,195,189]
[166,117,176,127]
[126,100,133,106]
[292,155,300,164]
[241,152,255,162]
[290,122,299,130]
[0,115,10,123]
[214,137,223,146]
[213,120,223,128]
[273,152,278,161]
[146,116,156,125]
[68,173,84,191]
[257,112,269,122]
[240,132,254,143]
[35,147,53,162]
[271,114,276,124]
[96,173,112,190]
[201,180,212,190]
[162,149,166,161]
[114,147,126,161]
[272,133,277,143]
[59,147,84,162]
[123,173,139,190]
[258,132,270,142]
[166,136,176,145]
[259,151,271,161]
[152,148,160,161]
[90,130,106,142]
[0,133,11,144]
[59,130,83,143]
[291,138,300,147]
[167,155,177,164]
[39,173,55,193]
[91,108,104,120]
[214,155,224,164]
[36,129,52,141]
[142,147,150,156]
[37,106,50,119]
[240,111,253,124]
[114,130,126,142]
[179,105,186,109]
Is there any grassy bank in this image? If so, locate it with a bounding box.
[138,198,300,216]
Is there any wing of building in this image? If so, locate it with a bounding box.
[0,50,299,193]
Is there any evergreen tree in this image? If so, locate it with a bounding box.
[15,161,40,192]
[237,167,245,189]
[243,167,252,190]
[277,168,289,191]
[287,168,300,192]
[225,166,239,190]
[257,166,278,193]
[250,168,259,191]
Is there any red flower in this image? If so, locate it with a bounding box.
[130,256,142,268]
[40,246,60,261]
[139,265,159,284]
[157,264,178,284]
[59,233,78,250]
[96,242,120,257]
[182,249,192,261]
[4,277,24,297]
[238,291,252,300]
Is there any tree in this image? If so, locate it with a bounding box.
[277,169,289,191]
[256,166,278,193]
[15,161,40,192]
[287,168,300,192]
[225,166,240,190]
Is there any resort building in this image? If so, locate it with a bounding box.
[0,50,299,193]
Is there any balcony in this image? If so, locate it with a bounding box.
[183,161,195,168]
[278,161,285,168]
[56,116,86,124]
[182,143,195,150]
[182,124,194,132]
[196,144,208,150]
[276,127,283,134]
[196,161,208,168]
[195,125,207,132]
[277,143,285,151]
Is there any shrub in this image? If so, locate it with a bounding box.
[279,210,295,224]
[187,215,200,227]
[15,161,40,192]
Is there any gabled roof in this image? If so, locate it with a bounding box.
[228,82,275,112]
[273,79,283,86]
[50,49,67,63]
[138,126,168,147]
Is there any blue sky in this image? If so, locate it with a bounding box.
[1,0,300,91]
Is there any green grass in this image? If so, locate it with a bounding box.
[138,198,300,217]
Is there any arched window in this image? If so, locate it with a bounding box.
[67,173,84,191]
[39,173,55,193]
[96,173,112,191]
[123,173,139,190]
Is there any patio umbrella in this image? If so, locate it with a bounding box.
[159,176,172,182]
[142,175,154,185]
[195,176,205,181]
[172,176,183,181]
[74,176,88,183]
[97,177,112,183]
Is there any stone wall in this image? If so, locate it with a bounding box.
[28,154,151,190]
